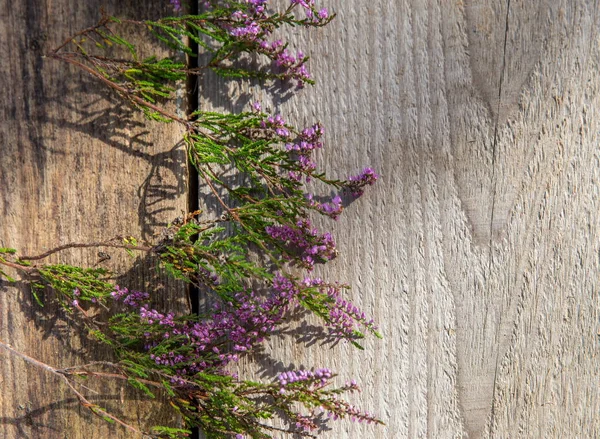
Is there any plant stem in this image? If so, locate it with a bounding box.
[49,53,192,128]
[0,259,33,273]
[50,16,111,54]
[0,339,154,438]
[20,240,153,261]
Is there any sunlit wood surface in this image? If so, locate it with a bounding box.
[0,1,188,437]
[0,0,598,438]
[202,1,600,437]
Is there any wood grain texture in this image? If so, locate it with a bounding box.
[2,0,598,438]
[200,0,600,437]
[0,1,188,437]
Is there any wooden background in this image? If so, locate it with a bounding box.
[0,0,189,437]
[1,0,599,438]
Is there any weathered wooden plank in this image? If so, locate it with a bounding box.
[201,1,600,437]
[0,1,187,437]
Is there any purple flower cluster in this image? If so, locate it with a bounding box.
[228,2,268,39]
[277,367,332,392]
[306,193,343,220]
[265,219,336,269]
[111,286,150,308]
[276,367,376,430]
[327,403,379,424]
[169,0,182,12]
[346,167,379,197]
[291,0,329,22]
[287,123,324,152]
[70,288,81,307]
[139,306,175,326]
[207,0,330,86]
[112,275,303,384]
[303,278,377,342]
[267,45,311,85]
[150,350,186,367]
[260,113,291,138]
[67,287,100,307]
[293,414,318,432]
[286,123,324,182]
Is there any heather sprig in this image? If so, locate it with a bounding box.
[346,167,379,197]
[106,273,377,377]
[0,243,382,437]
[0,250,114,309]
[35,265,114,308]
[103,273,381,437]
[305,278,382,346]
[0,1,384,437]
[50,0,334,119]
[0,332,380,439]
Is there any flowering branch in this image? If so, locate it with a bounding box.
[18,238,152,261]
[0,339,156,438]
[0,1,384,438]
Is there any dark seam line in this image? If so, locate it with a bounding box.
[186,2,200,439]
[187,0,201,316]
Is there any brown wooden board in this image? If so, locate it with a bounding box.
[2,0,600,438]
[0,0,188,437]
[199,1,600,438]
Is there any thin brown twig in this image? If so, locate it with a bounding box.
[59,360,204,392]
[197,168,237,220]
[0,259,33,273]
[0,339,154,438]
[53,54,225,147]
[20,240,153,261]
[49,53,192,128]
[58,360,124,373]
[70,370,163,390]
[81,53,210,75]
[50,16,112,54]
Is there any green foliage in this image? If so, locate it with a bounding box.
[37,264,113,307]
[50,2,333,121]
[151,426,192,439]
[88,329,116,347]
[0,3,385,438]
[0,248,19,283]
[128,377,155,398]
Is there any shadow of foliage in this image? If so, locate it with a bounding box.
[0,1,360,436]
[44,74,187,240]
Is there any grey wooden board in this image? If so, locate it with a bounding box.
[200,0,600,438]
[0,1,188,437]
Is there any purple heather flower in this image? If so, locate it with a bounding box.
[169,0,182,12]
[125,275,307,382]
[111,286,150,308]
[256,43,313,86]
[277,367,332,389]
[346,167,379,197]
[265,219,336,269]
[285,122,325,182]
[317,195,343,220]
[318,8,329,19]
[229,21,262,39]
[260,114,291,138]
